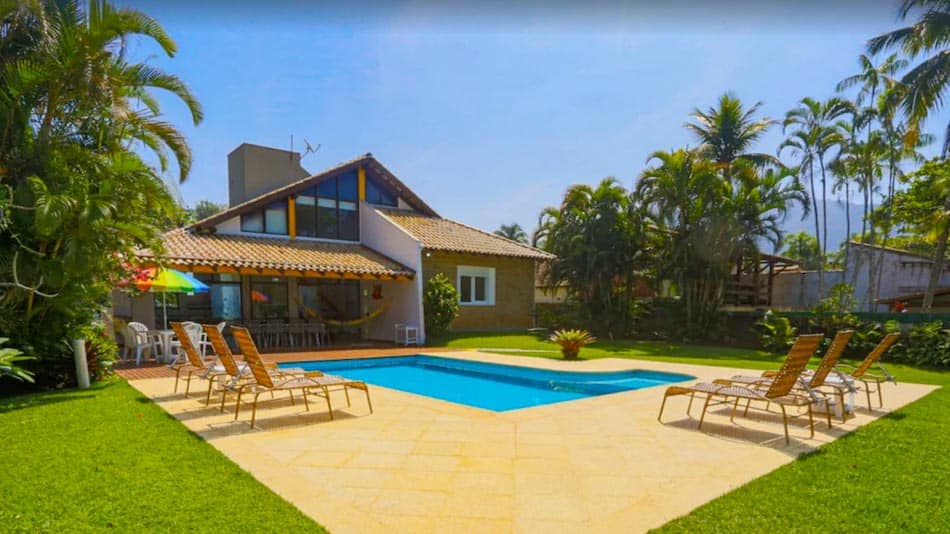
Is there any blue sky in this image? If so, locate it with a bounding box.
[122,1,946,236]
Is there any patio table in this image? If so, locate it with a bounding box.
[148,329,178,363]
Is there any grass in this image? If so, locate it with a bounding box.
[3,333,946,532]
[434,331,950,533]
[0,379,325,533]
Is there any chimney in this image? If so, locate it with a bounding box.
[227,143,311,206]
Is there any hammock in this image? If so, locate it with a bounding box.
[294,297,390,327]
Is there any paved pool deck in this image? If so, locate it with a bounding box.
[126,351,938,533]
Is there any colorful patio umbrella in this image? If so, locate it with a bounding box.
[135,268,209,328]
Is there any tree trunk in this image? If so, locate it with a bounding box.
[922,194,950,311]
[807,160,823,297]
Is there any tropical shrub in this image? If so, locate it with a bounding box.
[77,323,118,382]
[549,329,596,360]
[423,273,460,338]
[0,338,34,383]
[755,311,796,354]
[893,322,950,368]
[0,1,200,387]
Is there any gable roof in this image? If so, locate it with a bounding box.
[139,229,414,278]
[191,154,438,230]
[378,208,554,260]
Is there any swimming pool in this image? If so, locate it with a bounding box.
[281,355,693,411]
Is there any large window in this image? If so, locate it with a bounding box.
[365,177,397,207]
[191,273,242,321]
[457,266,495,306]
[250,276,289,319]
[295,171,360,241]
[240,200,288,235]
[297,279,361,320]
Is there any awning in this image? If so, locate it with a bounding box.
[137,229,414,281]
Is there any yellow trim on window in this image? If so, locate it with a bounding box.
[358,166,366,201]
[288,196,297,239]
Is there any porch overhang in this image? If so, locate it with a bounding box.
[137,229,415,282]
[163,262,414,281]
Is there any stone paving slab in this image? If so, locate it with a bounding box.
[127,351,938,533]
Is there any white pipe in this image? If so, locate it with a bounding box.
[72,339,90,389]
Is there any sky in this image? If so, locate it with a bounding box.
[120,1,948,237]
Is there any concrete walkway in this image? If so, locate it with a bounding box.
[126,351,938,533]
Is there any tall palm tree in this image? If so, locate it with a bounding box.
[494,223,528,243]
[780,97,850,296]
[685,93,779,175]
[636,149,724,330]
[836,53,908,107]
[868,0,950,154]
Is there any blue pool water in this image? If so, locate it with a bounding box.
[281,355,693,411]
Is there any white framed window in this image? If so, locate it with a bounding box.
[457,266,495,306]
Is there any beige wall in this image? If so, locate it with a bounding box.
[422,250,536,331]
[228,143,311,207]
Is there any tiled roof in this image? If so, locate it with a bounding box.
[378,209,554,260]
[138,229,414,278]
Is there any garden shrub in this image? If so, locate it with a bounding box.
[76,322,118,382]
[894,322,950,368]
[755,311,796,353]
[423,273,460,338]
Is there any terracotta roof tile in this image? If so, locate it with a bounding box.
[138,230,414,278]
[378,209,554,260]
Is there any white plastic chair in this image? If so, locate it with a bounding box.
[394,323,419,346]
[199,322,225,356]
[125,322,152,366]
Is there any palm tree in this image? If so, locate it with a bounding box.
[0,1,200,372]
[836,53,908,107]
[494,223,528,244]
[0,0,203,181]
[537,179,643,332]
[636,149,725,331]
[780,97,850,296]
[685,93,779,175]
[868,0,950,154]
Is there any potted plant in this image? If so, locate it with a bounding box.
[549,329,596,360]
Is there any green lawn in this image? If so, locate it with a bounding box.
[0,379,325,533]
[2,334,946,532]
[435,332,950,533]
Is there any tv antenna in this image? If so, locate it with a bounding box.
[302,139,320,160]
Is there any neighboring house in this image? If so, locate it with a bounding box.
[115,143,553,343]
[770,241,950,311]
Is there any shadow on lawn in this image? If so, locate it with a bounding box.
[0,389,98,414]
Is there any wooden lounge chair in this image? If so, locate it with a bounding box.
[829,332,900,410]
[169,322,232,400]
[730,330,855,422]
[230,326,373,429]
[201,324,308,411]
[658,334,824,444]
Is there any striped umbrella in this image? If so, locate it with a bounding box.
[135,268,209,328]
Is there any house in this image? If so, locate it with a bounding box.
[770,241,950,311]
[113,143,553,344]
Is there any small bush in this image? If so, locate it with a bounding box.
[76,322,118,382]
[549,329,596,360]
[423,273,460,338]
[755,311,796,354]
[0,338,35,383]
